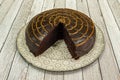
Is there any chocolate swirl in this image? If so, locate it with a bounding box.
[25,8,96,59]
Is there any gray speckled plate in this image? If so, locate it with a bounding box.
[17,24,105,71]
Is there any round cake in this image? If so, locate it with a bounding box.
[25,8,96,60]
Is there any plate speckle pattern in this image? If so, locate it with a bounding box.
[17,24,105,71]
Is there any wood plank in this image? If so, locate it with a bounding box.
[44,71,63,80]
[7,0,44,80]
[64,0,83,80]
[54,0,65,8]
[7,51,28,80]
[83,61,102,80]
[64,70,83,80]
[0,0,14,23]
[76,0,89,16]
[87,0,120,80]
[99,39,120,80]
[42,0,55,12]
[1,0,23,25]
[107,0,120,32]
[66,0,76,9]
[0,0,34,79]
[99,0,120,71]
[43,0,64,80]
[0,0,23,53]
[26,66,45,80]
[76,0,102,80]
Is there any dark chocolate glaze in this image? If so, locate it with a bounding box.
[25,8,96,60]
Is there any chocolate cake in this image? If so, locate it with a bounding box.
[25,8,96,60]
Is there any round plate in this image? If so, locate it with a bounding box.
[17,24,105,71]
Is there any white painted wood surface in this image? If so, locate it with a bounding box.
[0,0,120,80]
[87,0,120,80]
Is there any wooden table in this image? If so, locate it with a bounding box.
[0,0,120,80]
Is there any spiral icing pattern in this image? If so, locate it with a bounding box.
[25,8,96,59]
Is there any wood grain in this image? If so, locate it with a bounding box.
[99,0,120,72]
[0,0,34,80]
[26,66,45,80]
[87,0,120,80]
[54,0,65,8]
[0,0,15,23]
[107,0,120,29]
[106,0,120,69]
[0,0,23,53]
